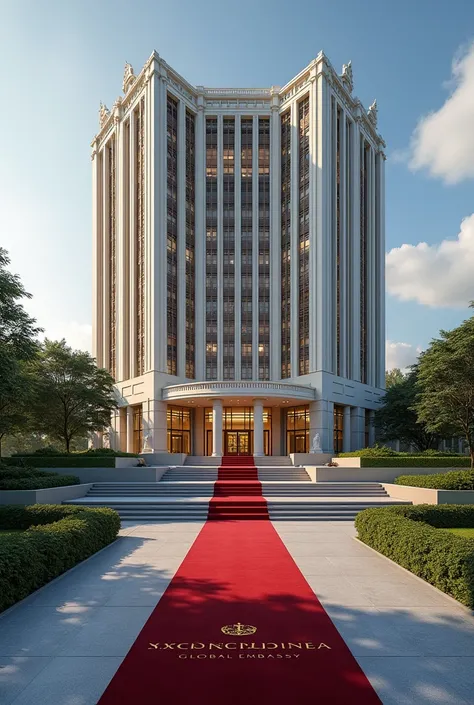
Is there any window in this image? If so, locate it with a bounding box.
[334,405,344,453]
[185,109,195,378]
[206,118,218,379]
[298,97,310,376]
[281,110,291,378]
[285,405,309,453]
[258,117,270,380]
[167,406,192,454]
[166,95,178,375]
[241,118,253,380]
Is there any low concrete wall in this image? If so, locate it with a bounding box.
[141,453,186,465]
[0,483,92,505]
[384,483,474,505]
[332,457,361,467]
[308,466,458,483]
[291,453,332,466]
[49,467,168,483]
[115,457,141,468]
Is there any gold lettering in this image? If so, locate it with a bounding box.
[266,643,278,650]
[177,643,189,650]
[225,643,237,650]
[162,643,175,650]
[239,643,249,650]
[318,643,331,650]
[305,643,316,650]
[148,643,159,650]
[190,643,205,650]
[209,643,223,650]
[288,643,303,649]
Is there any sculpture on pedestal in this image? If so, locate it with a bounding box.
[142,431,152,452]
[310,433,322,453]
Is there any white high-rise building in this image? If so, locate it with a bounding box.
[92,51,385,459]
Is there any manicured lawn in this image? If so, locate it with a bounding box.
[444,528,474,538]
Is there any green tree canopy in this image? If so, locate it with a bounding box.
[385,368,406,389]
[415,307,474,467]
[376,366,440,451]
[0,248,42,454]
[29,339,118,452]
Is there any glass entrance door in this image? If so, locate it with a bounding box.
[224,431,251,455]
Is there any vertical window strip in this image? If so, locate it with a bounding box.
[298,98,310,376]
[135,98,145,376]
[280,110,291,378]
[346,120,352,379]
[258,117,270,380]
[166,95,178,375]
[205,118,218,380]
[108,137,116,379]
[336,105,341,377]
[185,110,195,378]
[222,118,235,380]
[241,118,253,380]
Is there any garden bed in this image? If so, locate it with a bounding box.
[355,504,474,608]
[0,504,120,612]
[395,469,474,489]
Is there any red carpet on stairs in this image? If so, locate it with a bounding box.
[208,455,269,520]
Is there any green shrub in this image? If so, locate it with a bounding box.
[338,445,398,457]
[355,505,474,608]
[0,463,79,490]
[84,448,138,457]
[360,456,470,468]
[5,456,116,468]
[0,504,120,612]
[395,470,474,490]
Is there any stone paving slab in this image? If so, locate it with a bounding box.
[0,519,473,704]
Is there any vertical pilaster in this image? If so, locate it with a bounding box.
[253,399,264,456]
[252,114,259,380]
[195,96,206,380]
[126,405,134,453]
[331,95,338,374]
[217,114,224,380]
[177,100,186,377]
[92,143,102,366]
[350,406,365,451]
[234,114,242,380]
[129,109,137,377]
[117,112,129,382]
[350,120,361,381]
[309,400,334,454]
[369,147,377,386]
[102,144,110,369]
[143,399,167,453]
[339,111,348,378]
[377,151,386,389]
[290,100,299,378]
[270,93,281,381]
[212,398,223,457]
[343,405,351,452]
[309,74,318,373]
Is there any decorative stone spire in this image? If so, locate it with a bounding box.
[99,102,110,128]
[122,62,136,94]
[368,99,378,127]
[341,61,353,92]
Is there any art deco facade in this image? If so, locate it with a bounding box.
[92,51,386,457]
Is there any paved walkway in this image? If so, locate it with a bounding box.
[1,521,474,704]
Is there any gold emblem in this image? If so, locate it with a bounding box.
[221,622,257,636]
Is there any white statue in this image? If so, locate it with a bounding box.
[142,432,152,452]
[310,433,322,453]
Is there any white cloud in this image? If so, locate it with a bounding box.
[409,42,474,184]
[386,213,474,307]
[386,340,422,371]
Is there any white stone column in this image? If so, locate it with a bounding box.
[339,111,348,378]
[252,114,259,379]
[290,100,299,377]
[309,400,334,454]
[142,399,168,453]
[253,399,264,457]
[102,144,110,369]
[177,99,186,377]
[129,109,137,377]
[350,123,361,381]
[194,96,206,379]
[308,73,317,373]
[126,405,134,453]
[92,141,103,367]
[212,398,223,457]
[369,409,376,446]
[351,406,365,451]
[270,91,281,380]
[343,405,351,452]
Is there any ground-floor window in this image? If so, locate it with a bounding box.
[167,406,192,454]
[204,407,272,456]
[133,406,143,454]
[285,405,309,453]
[334,405,344,453]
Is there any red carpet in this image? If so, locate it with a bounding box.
[98,456,381,704]
[209,456,269,520]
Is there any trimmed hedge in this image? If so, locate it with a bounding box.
[5,456,116,468]
[355,504,474,608]
[0,504,120,612]
[339,447,464,458]
[13,448,138,458]
[395,470,474,490]
[0,464,80,490]
[359,457,470,468]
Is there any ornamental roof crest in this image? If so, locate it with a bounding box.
[123,62,136,94]
[368,99,378,127]
[341,61,353,92]
[99,102,110,128]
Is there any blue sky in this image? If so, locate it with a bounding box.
[1,0,473,370]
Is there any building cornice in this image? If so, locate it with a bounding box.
[162,380,316,402]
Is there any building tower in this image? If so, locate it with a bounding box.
[92,52,386,458]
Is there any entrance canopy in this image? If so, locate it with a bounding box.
[162,380,315,406]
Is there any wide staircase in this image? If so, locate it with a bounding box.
[65,455,410,521]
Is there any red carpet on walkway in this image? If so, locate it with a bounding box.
[208,455,268,520]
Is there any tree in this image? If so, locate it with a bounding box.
[385,368,405,389]
[0,248,42,455]
[29,339,118,452]
[415,306,474,468]
[375,366,440,451]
